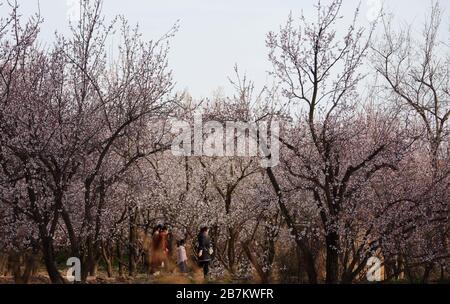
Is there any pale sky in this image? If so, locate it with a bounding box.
[8,0,450,98]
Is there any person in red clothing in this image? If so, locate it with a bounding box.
[150,224,163,274]
[159,225,170,270]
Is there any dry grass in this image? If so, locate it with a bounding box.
[0,267,213,284]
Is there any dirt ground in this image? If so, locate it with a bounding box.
[0,268,214,284]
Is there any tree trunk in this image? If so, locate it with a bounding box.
[227,228,237,275]
[242,242,270,283]
[0,255,7,276]
[90,259,99,277]
[102,244,113,278]
[117,242,125,278]
[128,208,138,277]
[41,238,65,284]
[296,240,318,284]
[266,167,317,283]
[9,253,30,284]
[325,231,339,284]
[81,238,96,282]
[421,263,433,284]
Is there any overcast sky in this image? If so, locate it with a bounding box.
[9,0,450,98]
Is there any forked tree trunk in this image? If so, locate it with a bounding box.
[41,238,65,284]
[266,167,318,284]
[101,242,114,278]
[9,253,36,284]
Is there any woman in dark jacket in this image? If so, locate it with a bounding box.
[197,226,212,278]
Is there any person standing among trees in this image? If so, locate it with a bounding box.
[166,225,175,257]
[150,224,163,274]
[176,240,188,273]
[159,226,170,270]
[197,226,213,279]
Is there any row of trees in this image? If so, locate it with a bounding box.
[0,0,449,283]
